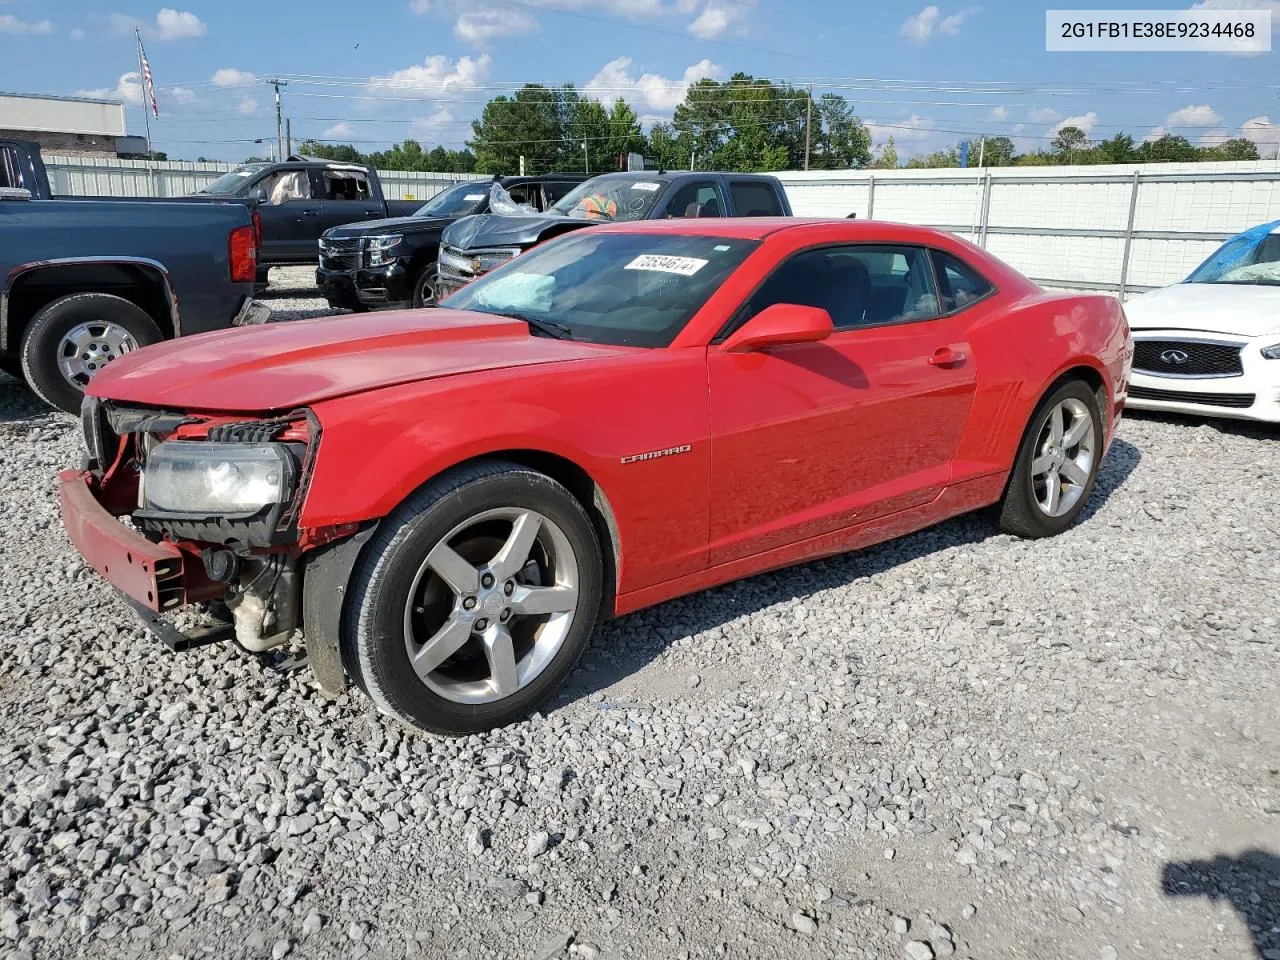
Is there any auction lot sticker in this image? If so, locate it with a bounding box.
[625,254,709,275]
[1046,9,1271,51]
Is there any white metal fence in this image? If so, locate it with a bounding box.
[44,155,486,202]
[776,160,1280,297]
[47,155,1280,297]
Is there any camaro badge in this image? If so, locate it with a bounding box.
[620,444,692,465]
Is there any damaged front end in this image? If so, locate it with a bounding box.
[64,397,358,681]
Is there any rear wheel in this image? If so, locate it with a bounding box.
[998,380,1103,538]
[411,263,439,309]
[20,293,163,414]
[343,460,603,735]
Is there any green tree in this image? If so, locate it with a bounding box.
[1136,133,1197,162]
[906,147,960,168]
[298,140,365,163]
[809,94,871,169]
[646,121,691,170]
[469,83,565,174]
[1052,125,1090,160]
[870,136,898,169]
[1093,133,1135,164]
[1202,137,1260,161]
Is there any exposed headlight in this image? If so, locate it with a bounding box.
[1262,343,1280,360]
[366,234,403,267]
[438,246,472,273]
[139,441,295,516]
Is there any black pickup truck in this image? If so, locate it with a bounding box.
[0,138,267,413]
[193,156,421,282]
[436,171,793,298]
[315,173,589,311]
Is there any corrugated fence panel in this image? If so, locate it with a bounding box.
[782,181,868,218]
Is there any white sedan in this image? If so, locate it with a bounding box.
[1123,220,1280,423]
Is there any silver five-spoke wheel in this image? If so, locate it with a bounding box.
[404,507,580,704]
[57,321,138,388]
[1030,397,1096,517]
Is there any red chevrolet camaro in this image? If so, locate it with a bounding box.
[61,218,1132,734]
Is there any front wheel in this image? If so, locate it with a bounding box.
[343,461,603,735]
[998,380,1104,538]
[20,294,163,414]
[411,263,439,309]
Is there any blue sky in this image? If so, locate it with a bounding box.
[2,0,1277,162]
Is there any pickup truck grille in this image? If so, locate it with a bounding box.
[438,244,522,285]
[319,237,364,271]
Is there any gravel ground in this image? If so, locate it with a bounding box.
[1,267,1278,960]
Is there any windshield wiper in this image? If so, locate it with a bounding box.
[502,312,574,340]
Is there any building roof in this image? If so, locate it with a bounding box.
[0,91,124,107]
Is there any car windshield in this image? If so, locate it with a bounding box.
[198,163,271,196]
[441,231,759,347]
[549,176,668,223]
[413,181,491,218]
[1186,229,1280,286]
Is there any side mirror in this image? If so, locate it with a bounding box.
[722,303,834,353]
[0,187,32,202]
[248,186,268,202]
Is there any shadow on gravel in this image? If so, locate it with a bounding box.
[0,373,55,424]
[1125,408,1279,443]
[1162,849,1280,959]
[564,436,1142,700]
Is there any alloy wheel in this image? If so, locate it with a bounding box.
[57,321,138,387]
[1030,397,1096,517]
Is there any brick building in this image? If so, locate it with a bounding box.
[0,92,143,158]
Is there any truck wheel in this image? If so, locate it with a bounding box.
[20,293,163,414]
[412,264,439,309]
[343,460,603,735]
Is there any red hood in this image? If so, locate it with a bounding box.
[89,309,628,412]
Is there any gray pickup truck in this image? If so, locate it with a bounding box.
[436,171,792,297]
[0,138,266,413]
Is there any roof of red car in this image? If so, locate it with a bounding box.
[591,217,955,242]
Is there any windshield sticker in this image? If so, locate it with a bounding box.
[625,254,709,276]
[464,193,485,200]
[713,244,731,251]
[629,182,661,192]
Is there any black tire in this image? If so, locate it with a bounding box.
[20,293,164,414]
[342,460,603,735]
[411,263,440,309]
[998,379,1104,539]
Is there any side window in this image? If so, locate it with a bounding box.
[932,249,993,313]
[542,181,577,206]
[0,147,20,190]
[321,169,371,201]
[739,244,940,332]
[665,181,724,218]
[259,169,312,204]
[506,183,542,211]
[730,181,783,216]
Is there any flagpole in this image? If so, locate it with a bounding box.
[135,28,153,160]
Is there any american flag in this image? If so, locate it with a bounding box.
[135,29,158,118]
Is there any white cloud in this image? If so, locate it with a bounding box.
[1197,128,1230,145]
[1165,104,1224,128]
[367,54,491,94]
[900,5,940,41]
[238,97,258,116]
[168,86,196,105]
[412,107,455,138]
[584,56,724,113]
[688,2,746,39]
[454,8,538,46]
[940,5,981,33]
[1028,107,1062,123]
[1242,115,1279,157]
[988,105,1008,121]
[1143,125,1167,143]
[0,14,54,34]
[110,8,206,40]
[212,68,256,87]
[70,26,85,39]
[324,122,354,139]
[1052,112,1099,137]
[409,0,431,10]
[1189,0,1280,30]
[866,115,937,144]
[78,72,143,106]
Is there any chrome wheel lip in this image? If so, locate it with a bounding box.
[1030,397,1096,518]
[403,506,580,705]
[56,321,138,388]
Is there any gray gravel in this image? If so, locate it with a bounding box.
[1,267,1278,959]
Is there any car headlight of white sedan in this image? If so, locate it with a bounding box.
[139,441,296,517]
[1261,343,1280,360]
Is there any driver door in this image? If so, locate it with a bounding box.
[253,168,323,264]
[707,244,978,565]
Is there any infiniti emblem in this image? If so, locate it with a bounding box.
[1160,349,1190,365]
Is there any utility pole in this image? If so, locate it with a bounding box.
[978,136,985,168]
[268,77,288,161]
[804,83,813,171]
[583,140,589,174]
[286,118,292,157]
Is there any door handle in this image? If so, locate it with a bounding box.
[928,347,966,367]
[300,210,319,218]
[364,209,381,216]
